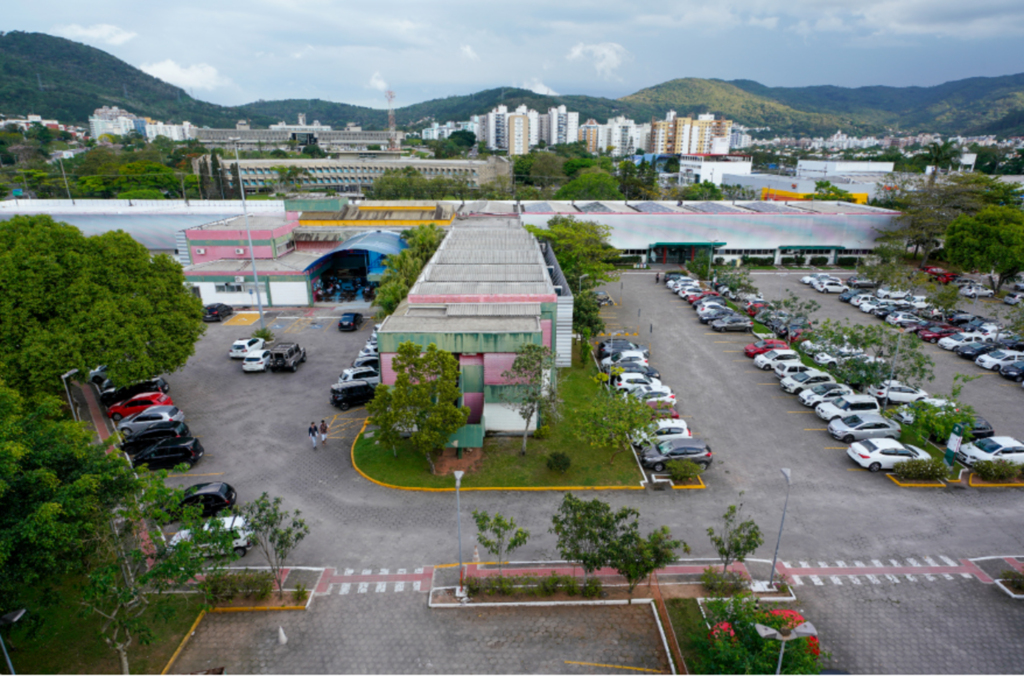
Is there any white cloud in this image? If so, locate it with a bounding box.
[53,23,137,45]
[566,42,630,79]
[368,71,388,91]
[748,16,779,30]
[140,60,231,90]
[460,44,479,61]
[522,78,558,96]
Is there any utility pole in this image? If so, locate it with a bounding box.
[57,157,74,204]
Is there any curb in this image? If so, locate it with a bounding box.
[210,604,306,613]
[886,474,946,488]
[161,610,206,675]
[967,473,1024,488]
[994,579,1024,599]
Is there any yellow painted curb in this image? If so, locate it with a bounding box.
[210,605,306,613]
[350,423,644,492]
[886,474,946,488]
[161,610,206,675]
[967,473,1024,488]
[671,475,706,490]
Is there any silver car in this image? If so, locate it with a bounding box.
[116,405,186,436]
[828,413,901,443]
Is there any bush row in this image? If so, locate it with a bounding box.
[200,569,276,602]
[893,458,948,481]
[700,567,748,596]
[464,572,603,599]
[667,459,704,483]
[973,459,1024,482]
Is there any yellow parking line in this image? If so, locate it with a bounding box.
[757,382,777,385]
[999,384,1019,387]
[847,468,869,472]
[824,447,846,449]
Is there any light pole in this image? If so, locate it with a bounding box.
[768,468,791,589]
[60,369,79,422]
[755,620,817,675]
[454,470,465,596]
[229,138,266,329]
[0,608,26,675]
[57,157,74,204]
[578,273,589,295]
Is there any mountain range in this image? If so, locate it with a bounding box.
[3,30,1024,138]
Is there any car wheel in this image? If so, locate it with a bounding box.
[112,413,122,422]
[842,435,855,444]
[233,546,248,558]
[930,337,938,344]
[868,462,882,473]
[761,364,771,370]
[652,462,665,473]
[339,402,350,411]
[301,354,307,363]
[1016,375,1024,383]
[991,364,1001,371]
[291,364,297,372]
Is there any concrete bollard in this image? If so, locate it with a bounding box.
[278,626,288,645]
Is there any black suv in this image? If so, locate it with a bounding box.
[100,377,170,407]
[269,343,307,372]
[203,303,234,322]
[640,439,713,473]
[330,380,375,411]
[596,339,649,361]
[179,482,237,518]
[338,312,364,331]
[119,421,190,456]
[132,437,205,471]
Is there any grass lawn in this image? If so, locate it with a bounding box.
[666,597,705,672]
[7,582,202,674]
[353,356,644,489]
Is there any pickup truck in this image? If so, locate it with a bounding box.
[268,343,307,372]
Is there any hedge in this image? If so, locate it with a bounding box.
[836,257,860,266]
[973,459,1021,482]
[667,459,704,482]
[809,256,829,266]
[894,458,948,481]
[741,256,775,266]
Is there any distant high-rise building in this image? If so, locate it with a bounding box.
[547,105,579,146]
[507,113,530,156]
[647,111,732,154]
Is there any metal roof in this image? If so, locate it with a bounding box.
[434,249,538,265]
[427,266,547,282]
[383,314,540,333]
[413,282,553,296]
[446,303,542,316]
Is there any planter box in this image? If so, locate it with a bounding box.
[994,579,1024,600]
[968,473,1024,488]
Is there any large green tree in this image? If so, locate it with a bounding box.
[945,206,1024,291]
[0,216,206,396]
[553,172,625,200]
[500,344,557,456]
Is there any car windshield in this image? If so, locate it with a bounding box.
[842,414,864,426]
[810,384,835,395]
[792,372,811,382]
[974,438,1002,454]
[835,398,852,410]
[341,314,356,321]
[989,350,1007,359]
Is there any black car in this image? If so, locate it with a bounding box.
[999,363,1024,382]
[837,289,858,303]
[338,312,364,331]
[119,421,190,456]
[596,339,648,361]
[640,438,713,473]
[995,335,1024,351]
[132,437,204,471]
[203,303,234,322]
[946,312,977,326]
[871,305,899,319]
[969,417,996,439]
[955,343,1001,360]
[330,380,375,411]
[100,377,171,407]
[179,482,237,518]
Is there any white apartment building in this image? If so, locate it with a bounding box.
[481,104,580,151]
[481,105,509,151]
[547,105,579,146]
[648,111,732,155]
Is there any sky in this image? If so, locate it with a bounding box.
[14,0,1024,109]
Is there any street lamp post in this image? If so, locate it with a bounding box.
[755,620,817,675]
[769,468,792,589]
[57,157,74,205]
[229,139,266,329]
[454,470,465,596]
[60,369,79,422]
[0,609,27,675]
[578,273,589,295]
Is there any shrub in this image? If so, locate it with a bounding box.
[930,247,946,261]
[791,254,806,266]
[973,459,1021,482]
[562,575,580,596]
[700,566,747,596]
[533,424,551,440]
[539,572,562,595]
[546,451,571,473]
[1001,569,1024,593]
[741,256,775,267]
[252,326,276,342]
[581,577,603,599]
[198,569,276,602]
[836,256,859,266]
[667,460,704,483]
[199,571,234,603]
[714,257,725,265]
[780,257,795,266]
[118,188,165,200]
[893,458,948,481]
[292,582,309,603]
[465,576,483,596]
[809,256,829,266]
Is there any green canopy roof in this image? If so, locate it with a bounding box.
[781,245,847,250]
[650,242,728,248]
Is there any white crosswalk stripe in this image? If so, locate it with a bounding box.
[379,568,389,575]
[361,569,372,575]
[357,582,369,593]
[884,574,900,584]
[413,581,422,592]
[939,555,957,566]
[375,582,387,593]
[397,569,407,575]
[829,576,843,585]
[340,583,351,595]
[809,575,824,586]
[344,568,354,575]
[791,576,804,586]
[395,581,405,592]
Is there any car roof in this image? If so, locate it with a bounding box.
[984,436,1024,447]
[857,438,904,450]
[246,350,271,357]
[840,394,878,402]
[125,392,164,402]
[849,413,889,423]
[185,482,231,496]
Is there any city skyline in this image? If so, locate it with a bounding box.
[7,0,1023,109]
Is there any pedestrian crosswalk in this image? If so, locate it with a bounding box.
[315,567,432,596]
[779,556,987,587]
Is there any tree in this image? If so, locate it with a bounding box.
[554,172,625,200]
[530,153,566,189]
[563,157,596,178]
[681,181,724,201]
[811,319,934,391]
[0,216,206,397]
[471,511,529,575]
[609,524,685,603]
[884,374,979,443]
[707,499,763,573]
[616,160,658,200]
[810,180,855,202]
[367,342,468,473]
[923,141,960,184]
[574,382,657,466]
[721,183,757,200]
[715,266,759,298]
[500,344,556,456]
[945,206,1024,292]
[301,144,327,158]
[448,130,476,148]
[549,494,637,581]
[372,224,446,316]
[240,493,311,593]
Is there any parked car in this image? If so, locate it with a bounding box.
[937,332,990,351]
[816,280,849,294]
[627,385,675,406]
[203,303,234,322]
[352,355,381,370]
[118,421,191,456]
[268,343,307,372]
[999,363,1024,383]
[780,369,835,395]
[850,294,875,307]
[744,339,789,358]
[828,413,901,443]
[837,289,859,303]
[612,372,663,393]
[801,273,835,285]
[753,349,799,370]
[597,340,648,361]
[601,350,650,369]
[108,392,174,422]
[647,401,680,419]
[816,394,883,421]
[814,346,863,369]
[242,349,272,372]
[924,267,959,284]
[639,438,713,472]
[885,312,919,328]
[996,334,1024,351]
[955,436,1024,467]
[337,312,364,331]
[700,309,740,325]
[330,380,375,410]
[116,406,185,436]
[630,419,692,448]
[845,276,876,289]
[131,437,204,471]
[866,380,928,405]
[955,342,1001,361]
[178,482,238,518]
[99,377,171,407]
[603,361,662,380]
[975,350,1024,371]
[229,337,264,358]
[1005,292,1024,306]
[847,439,929,472]
[712,316,753,332]
[339,366,381,386]
[876,286,910,300]
[799,383,854,408]
[960,285,995,299]
[891,399,995,439]
[168,515,253,558]
[918,324,959,343]
[593,291,614,306]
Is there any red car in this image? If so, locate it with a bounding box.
[688,291,720,304]
[924,267,959,284]
[108,392,174,421]
[918,324,958,343]
[746,302,768,317]
[744,339,789,358]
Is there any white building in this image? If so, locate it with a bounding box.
[546,105,579,146]
[796,160,895,179]
[677,154,753,186]
[481,105,509,151]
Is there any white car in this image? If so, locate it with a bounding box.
[814,346,863,368]
[229,337,265,358]
[1004,292,1024,306]
[886,311,919,327]
[975,324,1006,339]
[168,515,253,558]
[891,397,954,425]
[847,439,930,472]
[801,273,836,285]
[339,366,381,386]
[975,350,1024,371]
[613,372,663,393]
[780,369,835,394]
[876,287,910,300]
[866,380,928,404]
[738,293,764,304]
[630,419,692,448]
[242,349,272,372]
[937,332,989,351]
[753,349,799,370]
[358,344,378,358]
[960,285,994,299]
[955,436,1024,467]
[850,294,874,307]
[859,299,885,313]
[601,351,649,368]
[774,361,812,380]
[627,385,675,405]
[816,394,883,421]
[816,281,849,294]
[799,383,854,408]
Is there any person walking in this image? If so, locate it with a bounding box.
[319,420,329,447]
[308,422,318,450]
[655,272,660,284]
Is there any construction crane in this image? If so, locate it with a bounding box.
[385,90,398,151]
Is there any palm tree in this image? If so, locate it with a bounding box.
[924,141,960,185]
